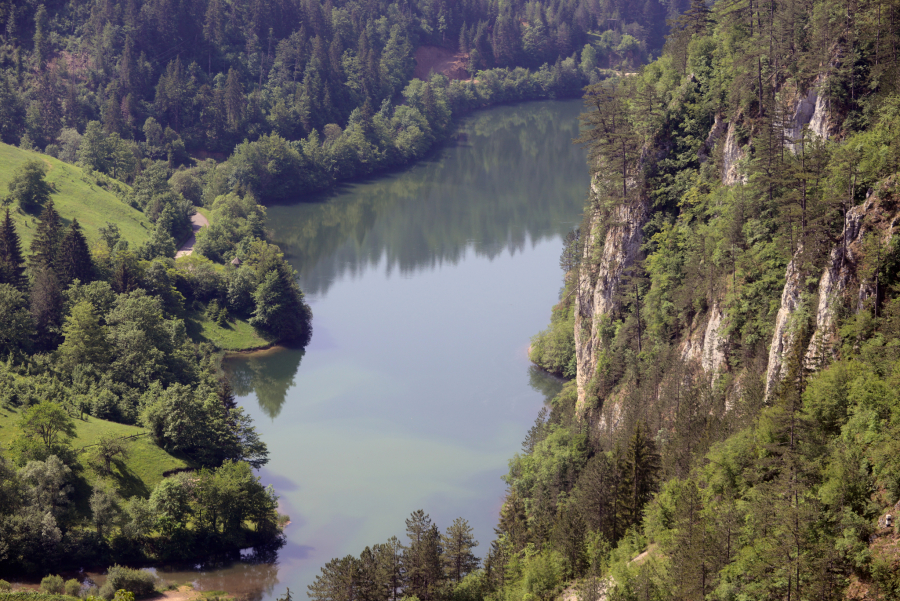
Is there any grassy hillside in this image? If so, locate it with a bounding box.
[0,405,191,505]
[0,144,151,249]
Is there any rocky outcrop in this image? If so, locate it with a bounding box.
[764,248,805,398]
[680,303,727,376]
[804,203,867,366]
[784,89,818,152]
[722,122,746,185]
[767,193,899,394]
[699,113,727,163]
[809,87,833,140]
[574,176,648,413]
[701,303,727,374]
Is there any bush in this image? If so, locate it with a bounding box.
[65,579,82,597]
[41,574,65,594]
[100,565,156,599]
[0,579,10,591]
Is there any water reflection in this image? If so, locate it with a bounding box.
[85,546,283,601]
[226,349,304,419]
[266,101,587,298]
[527,365,565,403]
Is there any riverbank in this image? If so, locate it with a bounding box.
[1,582,233,601]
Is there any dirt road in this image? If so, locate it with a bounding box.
[175,211,209,258]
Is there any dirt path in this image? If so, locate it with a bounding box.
[175,211,209,258]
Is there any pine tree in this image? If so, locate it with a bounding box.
[30,199,63,271]
[441,517,480,583]
[58,219,93,286]
[0,209,27,290]
[374,537,404,601]
[307,555,359,601]
[578,80,641,207]
[403,510,444,600]
[30,266,63,351]
[619,421,660,528]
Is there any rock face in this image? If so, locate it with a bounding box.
[804,203,868,367]
[699,113,727,163]
[573,177,730,413]
[784,89,819,152]
[764,248,805,398]
[680,302,727,375]
[809,87,833,140]
[765,194,899,395]
[574,177,648,412]
[722,122,746,185]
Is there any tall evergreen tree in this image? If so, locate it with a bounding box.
[620,421,661,528]
[30,266,63,350]
[441,517,480,583]
[58,219,93,286]
[30,199,63,271]
[403,510,444,600]
[0,209,27,290]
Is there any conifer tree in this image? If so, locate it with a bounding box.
[403,510,444,600]
[619,421,660,528]
[58,219,93,286]
[30,266,63,350]
[578,80,641,207]
[374,537,404,601]
[30,199,63,271]
[0,209,27,290]
[441,517,480,583]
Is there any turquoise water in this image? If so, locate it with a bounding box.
[151,99,589,599]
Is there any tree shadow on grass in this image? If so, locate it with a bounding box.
[110,457,150,499]
[69,470,94,520]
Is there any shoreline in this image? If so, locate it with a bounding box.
[222,342,285,357]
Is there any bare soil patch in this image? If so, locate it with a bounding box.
[414,46,470,81]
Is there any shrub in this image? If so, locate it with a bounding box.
[65,578,82,597]
[100,565,156,599]
[0,579,11,591]
[41,574,65,594]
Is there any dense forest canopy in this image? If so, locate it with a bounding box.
[0,0,679,158]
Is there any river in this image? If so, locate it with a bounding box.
[143,99,589,599]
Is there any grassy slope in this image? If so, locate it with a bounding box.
[0,144,151,249]
[184,309,273,351]
[0,405,191,506]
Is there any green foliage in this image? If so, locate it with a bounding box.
[99,566,155,599]
[16,401,76,455]
[7,159,52,211]
[40,575,65,594]
[529,304,576,378]
[0,283,32,358]
[64,580,81,597]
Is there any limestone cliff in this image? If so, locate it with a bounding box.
[765,190,900,394]
[574,178,648,413]
[571,83,854,419]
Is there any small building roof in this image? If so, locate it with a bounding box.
[231,257,242,266]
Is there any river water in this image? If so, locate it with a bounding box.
[146,99,589,599]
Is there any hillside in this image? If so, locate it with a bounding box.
[511,0,900,593]
[0,144,151,248]
[0,404,191,516]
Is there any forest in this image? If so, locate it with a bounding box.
[0,0,679,200]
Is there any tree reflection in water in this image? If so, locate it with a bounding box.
[224,348,305,419]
